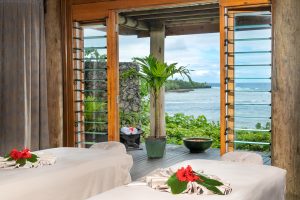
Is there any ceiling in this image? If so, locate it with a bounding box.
[118,2,220,37]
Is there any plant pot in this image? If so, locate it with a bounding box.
[145,137,166,158]
[183,137,213,153]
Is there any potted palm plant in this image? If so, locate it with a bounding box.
[131,55,191,158]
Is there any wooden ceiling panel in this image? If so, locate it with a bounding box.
[166,23,219,35]
[123,3,219,17]
[72,0,218,21]
[132,9,219,21]
[165,17,219,26]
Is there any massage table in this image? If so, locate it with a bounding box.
[0,143,133,200]
[88,159,286,200]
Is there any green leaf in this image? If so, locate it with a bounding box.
[167,174,188,194]
[198,182,224,195]
[27,154,38,163]
[16,158,26,167]
[197,174,224,186]
[7,157,14,161]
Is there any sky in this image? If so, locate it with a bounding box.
[85,27,272,84]
[119,33,221,83]
[119,29,271,83]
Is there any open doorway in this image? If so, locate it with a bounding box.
[117,3,272,162]
[69,1,272,163]
[117,3,220,151]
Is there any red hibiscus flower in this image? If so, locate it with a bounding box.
[21,148,32,159]
[10,149,22,160]
[176,165,200,182]
[9,148,32,160]
[176,167,187,181]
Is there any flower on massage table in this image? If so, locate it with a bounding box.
[5,148,38,167]
[10,148,32,160]
[167,165,225,195]
[176,165,201,182]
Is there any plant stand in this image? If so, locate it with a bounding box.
[120,129,143,150]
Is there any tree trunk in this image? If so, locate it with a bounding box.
[154,92,159,138]
[150,22,166,137]
[272,0,300,199]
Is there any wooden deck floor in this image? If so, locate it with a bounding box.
[127,144,220,180]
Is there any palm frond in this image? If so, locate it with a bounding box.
[133,55,192,96]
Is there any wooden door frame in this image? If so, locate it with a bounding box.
[61,0,216,147]
[219,0,271,155]
[61,0,271,148]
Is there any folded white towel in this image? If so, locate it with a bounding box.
[0,157,16,169]
[145,168,232,195]
[32,152,57,167]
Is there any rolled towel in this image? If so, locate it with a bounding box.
[33,152,57,167]
[90,142,127,154]
[0,157,16,169]
[145,168,175,192]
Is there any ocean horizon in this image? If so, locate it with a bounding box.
[165,82,271,128]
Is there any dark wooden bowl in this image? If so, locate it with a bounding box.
[183,137,213,153]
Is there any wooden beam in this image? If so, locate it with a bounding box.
[219,5,226,155]
[73,0,218,6]
[119,25,138,35]
[123,3,219,17]
[136,9,219,20]
[220,0,271,7]
[72,0,218,21]
[72,0,108,5]
[119,15,149,31]
[229,5,271,11]
[107,10,120,142]
[165,17,219,26]
[166,23,219,35]
[148,16,220,25]
[272,0,300,199]
[62,0,76,147]
[150,23,166,137]
[45,0,64,147]
[138,23,219,37]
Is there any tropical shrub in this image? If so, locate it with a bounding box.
[140,110,270,152]
[84,96,107,132]
[127,55,191,138]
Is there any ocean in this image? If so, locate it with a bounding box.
[165,83,271,128]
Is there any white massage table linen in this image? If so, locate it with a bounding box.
[0,147,133,200]
[88,159,286,200]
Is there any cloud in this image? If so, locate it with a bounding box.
[165,39,187,51]
[192,69,210,76]
[117,29,271,83]
[119,36,150,61]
